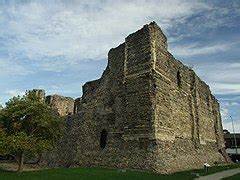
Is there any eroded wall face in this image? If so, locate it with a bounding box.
[124,26,155,142]
[74,26,158,171]
[45,25,160,171]
[44,22,228,173]
[46,95,74,116]
[148,23,227,172]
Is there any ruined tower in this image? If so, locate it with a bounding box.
[45,22,229,173]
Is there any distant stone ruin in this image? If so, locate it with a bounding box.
[32,89,74,116]
[38,22,230,173]
[45,95,74,116]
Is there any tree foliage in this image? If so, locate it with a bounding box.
[0,91,64,172]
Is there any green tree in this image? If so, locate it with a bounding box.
[0,91,63,172]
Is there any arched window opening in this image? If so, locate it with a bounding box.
[100,129,107,149]
[177,70,181,88]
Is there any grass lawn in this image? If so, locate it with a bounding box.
[0,164,239,180]
[223,173,240,180]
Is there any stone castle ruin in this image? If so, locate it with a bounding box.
[38,22,229,173]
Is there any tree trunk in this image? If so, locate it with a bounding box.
[17,153,24,172]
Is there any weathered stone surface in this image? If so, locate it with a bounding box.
[45,95,74,116]
[42,22,230,173]
[31,89,45,101]
[30,89,74,117]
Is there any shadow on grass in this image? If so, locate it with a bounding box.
[0,163,239,180]
[223,172,240,180]
[0,167,13,173]
[173,163,240,178]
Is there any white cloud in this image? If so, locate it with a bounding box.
[221,107,229,121]
[222,102,240,106]
[218,96,240,101]
[193,62,240,95]
[0,1,239,112]
[0,58,32,77]
[171,43,234,57]
[6,89,25,97]
[212,83,240,95]
[223,119,240,133]
[0,0,210,71]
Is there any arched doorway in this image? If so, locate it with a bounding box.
[100,129,107,149]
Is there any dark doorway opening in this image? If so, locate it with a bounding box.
[100,129,107,149]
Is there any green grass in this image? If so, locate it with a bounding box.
[0,164,239,180]
[223,172,240,180]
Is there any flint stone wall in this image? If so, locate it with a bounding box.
[46,95,74,116]
[43,22,229,173]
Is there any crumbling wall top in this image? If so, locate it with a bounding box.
[31,89,45,101]
[46,94,74,116]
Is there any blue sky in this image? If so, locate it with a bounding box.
[0,0,239,132]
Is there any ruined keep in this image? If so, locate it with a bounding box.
[45,95,74,116]
[43,22,229,173]
[31,89,75,116]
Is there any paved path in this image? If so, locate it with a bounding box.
[196,168,240,180]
